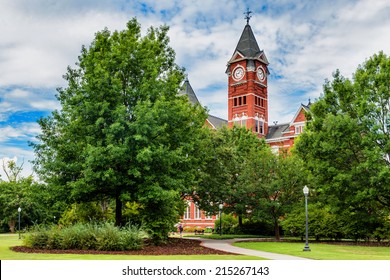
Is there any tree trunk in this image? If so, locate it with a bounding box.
[115,191,123,227]
[8,219,16,233]
[274,219,280,241]
[238,214,243,229]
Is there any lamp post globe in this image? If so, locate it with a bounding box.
[17,207,22,239]
[219,203,223,236]
[303,186,311,251]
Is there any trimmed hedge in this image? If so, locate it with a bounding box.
[23,223,146,251]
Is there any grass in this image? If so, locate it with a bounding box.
[0,234,260,260]
[233,241,390,260]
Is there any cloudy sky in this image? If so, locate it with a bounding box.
[1,0,390,178]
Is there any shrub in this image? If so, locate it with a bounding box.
[183,226,195,232]
[120,224,146,250]
[96,223,123,251]
[214,214,239,234]
[24,230,49,249]
[204,227,213,233]
[46,227,63,249]
[59,202,114,226]
[23,222,145,251]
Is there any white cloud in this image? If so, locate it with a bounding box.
[0,1,129,88]
[0,122,41,143]
[0,88,60,121]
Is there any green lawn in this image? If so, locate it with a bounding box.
[0,234,260,260]
[233,241,390,260]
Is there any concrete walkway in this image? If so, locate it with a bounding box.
[191,237,310,260]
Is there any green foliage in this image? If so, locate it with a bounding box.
[59,201,114,226]
[140,188,185,244]
[244,152,308,240]
[238,219,274,236]
[0,160,52,232]
[23,226,50,249]
[194,126,268,217]
[122,201,143,225]
[31,18,208,243]
[23,223,145,250]
[295,51,390,239]
[373,218,390,242]
[281,203,344,241]
[214,214,239,234]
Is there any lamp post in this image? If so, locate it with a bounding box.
[17,207,21,239]
[219,203,223,236]
[303,186,311,251]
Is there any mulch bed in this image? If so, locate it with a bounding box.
[11,238,236,255]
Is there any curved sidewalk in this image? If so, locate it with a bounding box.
[194,238,310,260]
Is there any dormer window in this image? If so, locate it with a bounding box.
[295,125,304,134]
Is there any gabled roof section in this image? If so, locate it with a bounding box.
[233,24,262,59]
[179,78,200,106]
[179,78,228,129]
[290,102,311,126]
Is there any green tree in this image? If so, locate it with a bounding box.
[193,126,268,226]
[0,160,50,232]
[31,19,207,243]
[295,52,390,239]
[243,152,308,240]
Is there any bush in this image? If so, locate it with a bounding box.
[204,227,213,233]
[59,202,114,226]
[214,214,239,234]
[60,223,99,250]
[23,222,146,251]
[120,224,145,250]
[24,230,49,249]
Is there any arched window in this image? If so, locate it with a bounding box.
[194,204,201,220]
[233,113,248,128]
[184,201,191,220]
[255,115,265,135]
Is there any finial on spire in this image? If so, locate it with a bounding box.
[244,8,252,25]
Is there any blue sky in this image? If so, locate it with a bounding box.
[1,0,390,178]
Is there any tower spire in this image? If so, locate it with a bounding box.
[244,8,252,25]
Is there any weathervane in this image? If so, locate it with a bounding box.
[244,8,252,25]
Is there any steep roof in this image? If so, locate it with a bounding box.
[233,24,262,58]
[207,114,228,129]
[179,78,200,105]
[179,78,227,129]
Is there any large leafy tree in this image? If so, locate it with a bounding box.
[31,19,207,242]
[193,126,268,226]
[243,152,308,240]
[295,52,390,239]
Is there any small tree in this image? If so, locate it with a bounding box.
[0,160,50,232]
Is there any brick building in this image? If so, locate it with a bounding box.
[179,19,310,230]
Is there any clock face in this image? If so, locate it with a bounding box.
[257,67,265,81]
[233,67,244,81]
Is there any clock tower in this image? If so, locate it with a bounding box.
[227,12,269,136]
